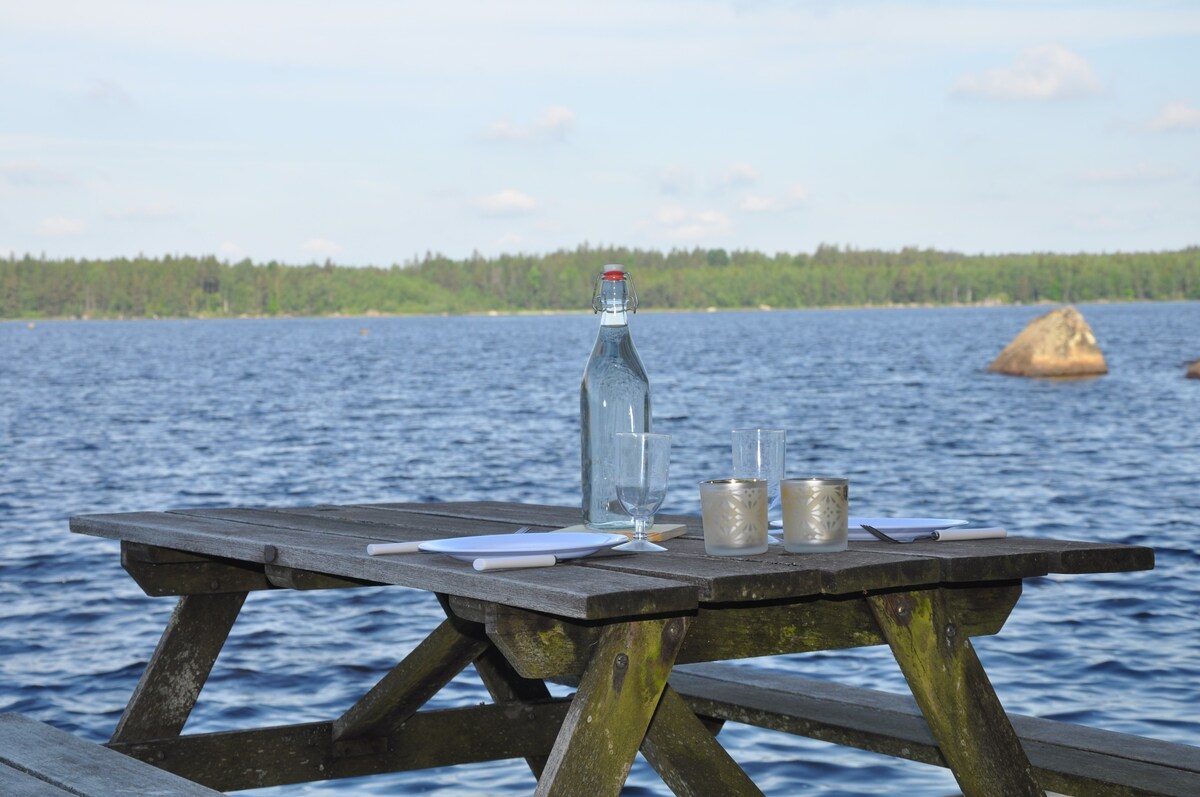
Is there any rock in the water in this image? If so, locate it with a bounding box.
[1187,361,1200,380]
[987,306,1108,378]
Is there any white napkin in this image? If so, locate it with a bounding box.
[473,554,557,571]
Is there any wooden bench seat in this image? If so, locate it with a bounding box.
[671,663,1200,797]
[0,714,222,796]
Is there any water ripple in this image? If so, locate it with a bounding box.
[3,304,1199,794]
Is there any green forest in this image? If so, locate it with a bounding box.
[3,245,1199,320]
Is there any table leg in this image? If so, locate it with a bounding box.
[868,589,1044,797]
[332,615,489,742]
[473,645,553,778]
[534,616,689,797]
[111,592,247,744]
[640,684,764,797]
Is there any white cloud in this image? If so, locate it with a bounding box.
[39,216,85,236]
[481,106,576,143]
[655,204,731,240]
[218,241,243,257]
[1,161,71,187]
[737,183,810,213]
[721,162,760,189]
[473,189,537,216]
[1077,164,1178,185]
[656,204,688,225]
[661,162,766,197]
[658,164,694,195]
[952,45,1101,100]
[738,193,776,212]
[302,238,341,255]
[81,78,135,110]
[1149,101,1200,132]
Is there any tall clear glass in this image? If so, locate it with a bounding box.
[732,428,786,545]
[613,432,671,553]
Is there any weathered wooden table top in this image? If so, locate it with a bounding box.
[71,501,1154,620]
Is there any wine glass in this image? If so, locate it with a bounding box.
[732,428,786,545]
[613,432,671,553]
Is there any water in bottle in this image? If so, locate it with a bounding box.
[581,267,651,529]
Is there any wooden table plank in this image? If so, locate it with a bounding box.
[71,512,698,620]
[0,765,75,797]
[357,502,1153,584]
[847,537,1153,577]
[361,501,586,528]
[74,505,1153,615]
[0,714,222,796]
[179,505,538,541]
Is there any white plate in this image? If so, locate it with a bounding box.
[848,517,969,532]
[770,517,969,532]
[419,532,627,562]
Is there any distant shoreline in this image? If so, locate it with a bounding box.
[5,297,1191,324]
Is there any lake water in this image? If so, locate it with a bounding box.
[3,303,1199,796]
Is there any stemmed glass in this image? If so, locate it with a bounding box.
[732,428,786,545]
[613,432,671,553]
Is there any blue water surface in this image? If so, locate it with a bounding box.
[2,303,1199,795]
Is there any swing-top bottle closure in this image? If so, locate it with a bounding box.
[591,268,639,313]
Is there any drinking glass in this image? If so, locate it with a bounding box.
[732,428,786,544]
[613,432,671,553]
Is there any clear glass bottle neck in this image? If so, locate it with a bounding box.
[600,306,628,327]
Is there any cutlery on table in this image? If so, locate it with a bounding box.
[472,554,556,571]
[860,523,938,543]
[859,524,1007,543]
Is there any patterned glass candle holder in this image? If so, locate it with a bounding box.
[780,477,849,553]
[699,479,769,556]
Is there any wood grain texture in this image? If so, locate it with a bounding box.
[0,764,76,797]
[671,663,1200,797]
[108,702,570,792]
[333,616,488,741]
[72,504,1153,622]
[534,617,689,797]
[470,644,555,779]
[640,685,764,797]
[869,588,1044,797]
[72,511,699,620]
[122,542,271,596]
[0,714,222,796]
[67,501,1159,795]
[110,592,246,744]
[484,584,1020,679]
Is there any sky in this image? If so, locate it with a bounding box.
[1,0,1199,265]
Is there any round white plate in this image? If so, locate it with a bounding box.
[848,517,969,532]
[771,517,969,531]
[419,532,628,562]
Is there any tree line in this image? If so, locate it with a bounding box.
[3,244,1198,319]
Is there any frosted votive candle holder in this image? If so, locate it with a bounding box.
[780,477,849,553]
[699,478,769,556]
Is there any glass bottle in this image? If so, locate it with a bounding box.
[581,267,652,529]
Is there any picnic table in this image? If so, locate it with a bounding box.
[70,501,1156,796]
